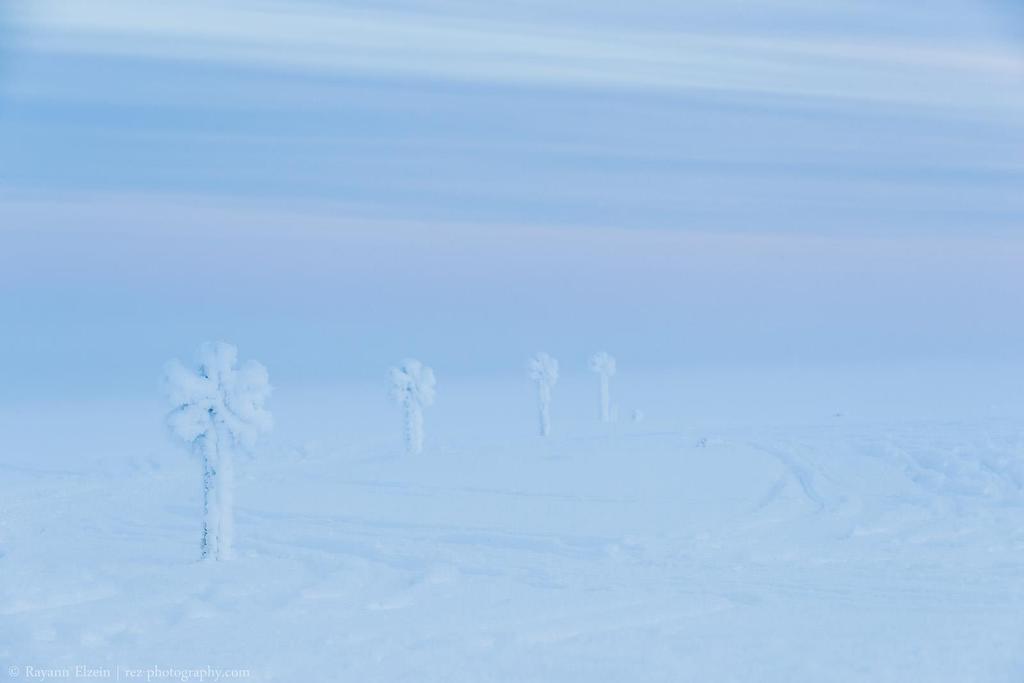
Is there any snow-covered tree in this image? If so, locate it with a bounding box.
[390,359,436,454]
[162,342,272,561]
[527,352,559,436]
[589,351,616,423]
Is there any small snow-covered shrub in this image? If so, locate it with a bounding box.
[589,351,616,423]
[527,352,559,436]
[390,359,436,454]
[162,342,272,561]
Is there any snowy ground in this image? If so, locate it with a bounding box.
[2,365,1024,682]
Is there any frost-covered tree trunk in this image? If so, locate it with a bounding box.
[589,351,616,423]
[403,397,425,455]
[200,436,217,560]
[537,382,552,436]
[528,352,558,437]
[198,430,225,560]
[390,359,435,455]
[164,342,271,562]
[598,373,610,422]
[200,422,236,560]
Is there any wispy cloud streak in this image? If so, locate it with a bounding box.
[11,0,1024,110]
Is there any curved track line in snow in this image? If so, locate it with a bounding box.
[747,443,827,511]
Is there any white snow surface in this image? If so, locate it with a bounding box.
[2,364,1023,681]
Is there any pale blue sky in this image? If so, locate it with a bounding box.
[1,1,1023,395]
